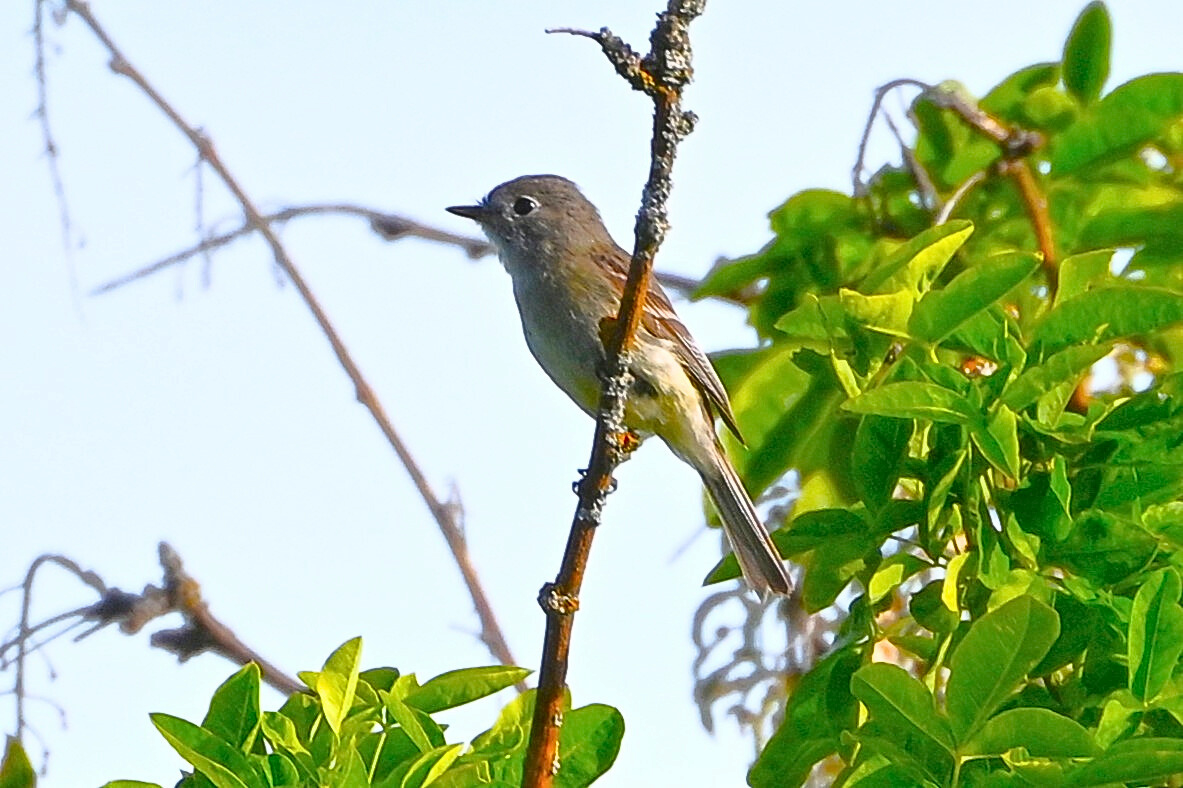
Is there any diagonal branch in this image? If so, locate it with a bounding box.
[59,0,519,677]
[524,2,705,785]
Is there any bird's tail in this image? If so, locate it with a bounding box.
[700,451,792,599]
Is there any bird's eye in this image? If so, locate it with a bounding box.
[512,196,539,216]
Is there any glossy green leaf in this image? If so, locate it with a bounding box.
[329,744,369,788]
[868,553,927,603]
[851,415,913,512]
[850,663,954,781]
[1062,2,1111,104]
[962,707,1096,757]
[1028,285,1183,360]
[945,596,1059,742]
[151,713,267,788]
[1065,737,1183,786]
[840,289,914,336]
[1000,344,1110,410]
[1056,249,1116,305]
[555,704,625,788]
[973,405,1020,478]
[749,646,862,788]
[1053,73,1183,174]
[862,221,974,296]
[845,381,977,424]
[470,688,538,757]
[202,663,262,751]
[1048,511,1158,585]
[909,253,1038,344]
[0,738,35,788]
[1128,568,1183,702]
[316,637,362,736]
[403,666,531,714]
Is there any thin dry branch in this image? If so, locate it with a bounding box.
[58,0,519,676]
[1,546,304,706]
[523,2,705,784]
[89,203,494,295]
[90,201,743,305]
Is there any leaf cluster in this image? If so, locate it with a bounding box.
[99,639,621,788]
[698,4,1183,784]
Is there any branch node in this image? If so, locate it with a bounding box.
[538,583,580,616]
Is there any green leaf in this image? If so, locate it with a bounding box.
[470,688,538,757]
[555,704,625,788]
[1129,568,1183,702]
[1001,344,1111,410]
[942,550,970,613]
[868,553,928,604]
[845,382,977,424]
[151,713,267,788]
[962,707,1096,757]
[329,744,370,788]
[1056,249,1116,305]
[862,221,974,296]
[385,694,445,754]
[911,580,959,633]
[850,664,954,782]
[101,783,162,788]
[749,646,862,788]
[202,663,262,751]
[1053,73,1183,174]
[851,416,913,512]
[839,289,915,337]
[1028,285,1183,360]
[0,738,35,788]
[945,596,1060,742]
[973,405,1020,478]
[1048,511,1158,585]
[909,253,1039,344]
[316,637,362,736]
[1065,737,1183,786]
[1062,2,1111,104]
[403,666,531,714]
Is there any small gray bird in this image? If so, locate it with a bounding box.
[448,175,791,597]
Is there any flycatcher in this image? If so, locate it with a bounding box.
[447,175,791,597]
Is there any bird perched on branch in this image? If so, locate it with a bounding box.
[448,175,791,598]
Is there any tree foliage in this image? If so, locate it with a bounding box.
[98,639,621,788]
[699,3,1183,784]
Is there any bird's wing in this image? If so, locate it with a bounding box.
[592,245,745,443]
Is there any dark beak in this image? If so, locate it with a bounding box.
[446,204,488,222]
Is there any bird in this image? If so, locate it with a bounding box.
[447,175,791,597]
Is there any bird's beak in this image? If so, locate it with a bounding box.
[446,204,488,222]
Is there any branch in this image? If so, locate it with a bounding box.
[59,0,519,676]
[89,203,494,295]
[524,3,705,784]
[90,201,741,306]
[1,546,304,711]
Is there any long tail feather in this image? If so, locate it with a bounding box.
[700,452,792,598]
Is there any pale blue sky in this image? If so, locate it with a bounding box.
[1,2,1177,786]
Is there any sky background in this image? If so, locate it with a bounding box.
[1,2,1177,786]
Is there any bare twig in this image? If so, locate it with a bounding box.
[91,200,733,308]
[852,78,931,196]
[146,544,303,695]
[524,3,705,784]
[59,0,519,675]
[89,203,494,295]
[31,0,73,250]
[1,547,305,705]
